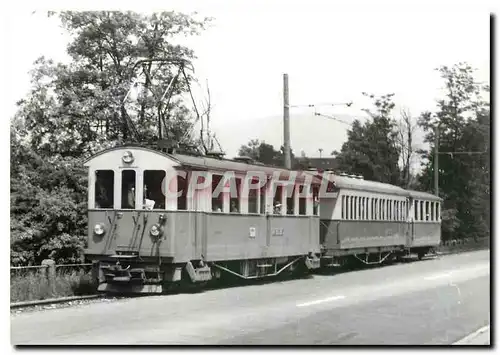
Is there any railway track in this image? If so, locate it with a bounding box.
[10,247,488,312]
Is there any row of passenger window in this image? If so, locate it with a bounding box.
[341,195,408,221]
[94,169,320,216]
[414,200,440,221]
[340,195,441,222]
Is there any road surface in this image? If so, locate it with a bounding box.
[11,250,490,345]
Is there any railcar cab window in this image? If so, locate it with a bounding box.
[121,170,136,209]
[94,170,114,209]
[143,170,166,210]
[212,174,223,212]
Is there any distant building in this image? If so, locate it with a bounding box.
[294,157,338,171]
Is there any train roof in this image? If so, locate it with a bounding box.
[406,189,443,201]
[84,145,321,184]
[171,153,324,184]
[307,171,443,200]
[331,174,408,196]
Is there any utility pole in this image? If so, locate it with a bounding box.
[434,125,439,196]
[283,73,291,169]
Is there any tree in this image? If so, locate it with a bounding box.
[333,93,401,185]
[238,139,296,167]
[10,11,211,265]
[10,125,88,265]
[15,11,211,158]
[417,62,490,241]
[396,108,418,188]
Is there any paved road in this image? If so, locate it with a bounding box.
[11,250,490,345]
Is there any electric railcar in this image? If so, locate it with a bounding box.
[84,146,442,293]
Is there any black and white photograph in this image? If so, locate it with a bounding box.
[6,0,492,347]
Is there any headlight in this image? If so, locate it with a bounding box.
[122,151,134,164]
[150,224,162,237]
[94,223,105,236]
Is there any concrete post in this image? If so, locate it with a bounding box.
[41,259,56,296]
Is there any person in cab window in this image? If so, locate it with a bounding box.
[273,202,282,214]
[96,185,108,209]
[313,197,319,214]
[230,200,239,213]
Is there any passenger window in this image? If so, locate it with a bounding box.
[430,202,434,222]
[212,174,223,212]
[286,185,295,215]
[341,195,345,219]
[143,170,166,209]
[230,178,241,213]
[437,203,440,220]
[349,196,353,220]
[121,170,136,209]
[425,201,430,221]
[312,185,319,216]
[414,200,418,221]
[248,177,259,214]
[95,170,114,209]
[360,197,364,220]
[299,185,307,216]
[353,196,357,220]
[177,173,187,210]
[274,185,283,215]
[420,201,424,222]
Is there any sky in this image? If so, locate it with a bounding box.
[1,0,492,161]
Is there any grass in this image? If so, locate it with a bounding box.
[438,238,489,256]
[10,267,97,303]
